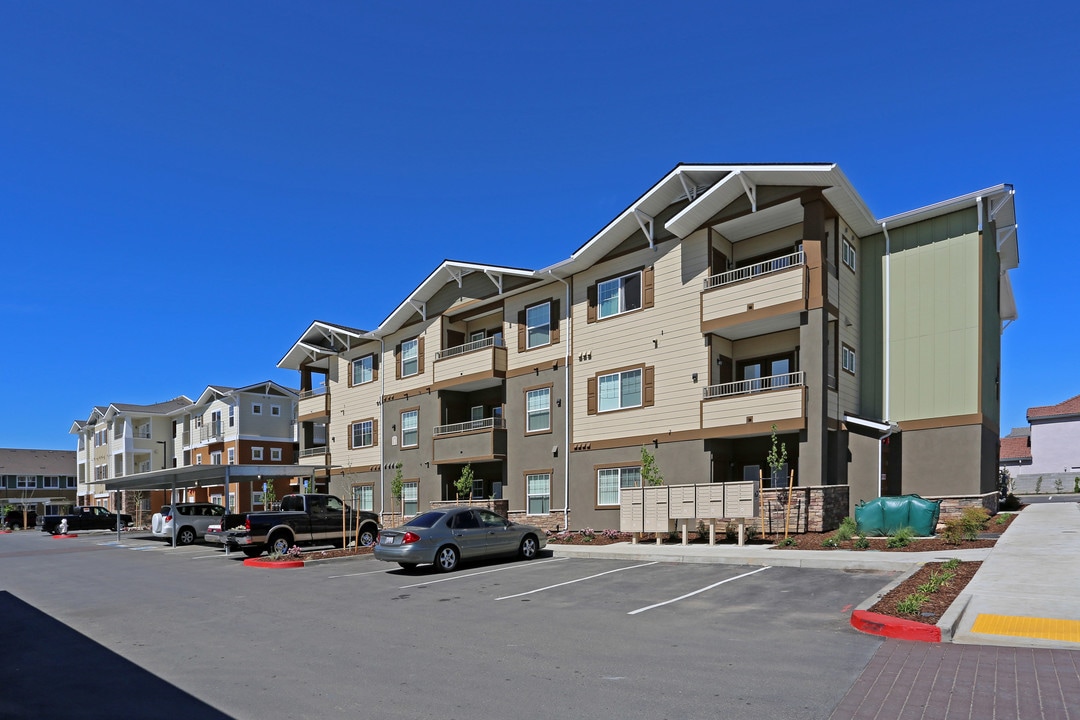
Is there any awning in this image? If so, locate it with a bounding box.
[100,464,317,492]
[843,413,898,437]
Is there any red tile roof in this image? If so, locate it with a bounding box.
[999,434,1031,461]
[1027,393,1080,420]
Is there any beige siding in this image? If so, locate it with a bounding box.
[701,386,803,429]
[701,265,804,322]
[331,342,383,467]
[236,391,295,440]
[381,319,440,396]
[572,232,710,443]
[730,223,801,263]
[732,329,799,360]
[432,345,506,384]
[505,281,566,370]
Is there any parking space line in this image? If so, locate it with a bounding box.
[328,567,396,579]
[627,566,771,615]
[399,557,568,588]
[495,561,658,600]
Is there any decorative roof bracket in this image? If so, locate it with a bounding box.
[446,267,465,288]
[634,208,655,248]
[409,300,427,322]
[483,270,503,294]
[678,172,699,202]
[737,172,757,212]
[996,224,1017,252]
[988,190,1014,222]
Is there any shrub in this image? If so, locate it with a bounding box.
[744,524,758,542]
[1055,477,1065,494]
[886,527,915,549]
[1000,494,1021,511]
[853,533,870,550]
[835,516,857,542]
[940,518,966,545]
[820,536,839,548]
[601,528,622,540]
[895,593,928,615]
[778,536,797,547]
[994,514,1009,526]
[1075,477,1080,494]
[960,507,989,539]
[579,527,596,540]
[941,558,962,571]
[1036,476,1043,493]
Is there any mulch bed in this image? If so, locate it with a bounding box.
[869,560,982,622]
[769,532,997,552]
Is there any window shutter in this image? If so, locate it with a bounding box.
[587,376,597,415]
[372,419,379,447]
[371,353,379,381]
[417,336,425,374]
[518,310,527,352]
[348,423,354,450]
[347,360,354,388]
[643,366,655,407]
[587,284,597,323]
[394,344,401,380]
[551,298,560,344]
[643,266,655,309]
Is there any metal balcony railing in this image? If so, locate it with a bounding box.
[433,417,506,436]
[702,371,804,399]
[703,250,805,290]
[436,336,502,361]
[299,386,328,399]
[299,446,329,458]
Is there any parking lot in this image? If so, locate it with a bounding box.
[1,530,892,720]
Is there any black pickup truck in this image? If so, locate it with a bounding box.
[207,494,380,558]
[4,508,37,530]
[38,506,134,534]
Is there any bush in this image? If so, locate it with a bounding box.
[1000,494,1021,511]
[820,536,839,548]
[778,536,797,547]
[835,516,857,542]
[1054,477,1065,494]
[960,507,990,537]
[853,533,870,550]
[886,526,915,549]
[895,592,928,615]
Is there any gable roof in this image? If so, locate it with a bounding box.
[999,434,1032,463]
[1028,393,1080,421]
[0,448,77,475]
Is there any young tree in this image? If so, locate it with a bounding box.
[454,463,475,501]
[766,424,788,487]
[390,463,404,519]
[640,445,664,486]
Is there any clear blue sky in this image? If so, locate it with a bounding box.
[2,2,1077,450]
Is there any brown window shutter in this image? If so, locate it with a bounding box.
[643,366,655,407]
[348,423,354,450]
[587,284,597,323]
[417,336,425,374]
[551,298,560,344]
[394,343,401,380]
[517,310,527,352]
[643,266,655,309]
[371,353,379,381]
[372,419,379,447]
[587,376,597,415]
[347,361,354,388]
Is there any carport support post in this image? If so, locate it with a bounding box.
[115,490,122,543]
[170,482,177,549]
[224,466,231,557]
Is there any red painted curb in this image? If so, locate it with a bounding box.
[851,610,941,642]
[52,534,79,539]
[242,558,305,569]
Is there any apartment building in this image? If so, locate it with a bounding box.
[0,448,78,521]
[70,383,299,516]
[280,163,1019,529]
[1000,394,1080,492]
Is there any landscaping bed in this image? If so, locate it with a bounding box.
[869,559,982,622]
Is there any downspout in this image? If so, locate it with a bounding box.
[880,221,892,499]
[549,270,572,531]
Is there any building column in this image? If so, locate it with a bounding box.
[799,193,829,486]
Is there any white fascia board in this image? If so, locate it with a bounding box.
[843,413,895,433]
[878,184,1012,230]
[665,172,744,238]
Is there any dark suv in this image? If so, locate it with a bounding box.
[3,508,36,530]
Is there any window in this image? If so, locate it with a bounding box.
[401,410,418,448]
[270,447,282,462]
[598,272,641,318]
[526,473,551,515]
[353,485,373,512]
[252,403,263,415]
[599,369,642,412]
[66,477,77,489]
[252,447,264,461]
[17,476,36,489]
[195,455,203,465]
[402,481,418,516]
[352,355,374,385]
[526,387,551,433]
[210,451,222,465]
[842,344,857,375]
[525,302,551,349]
[469,330,486,343]
[842,237,856,271]
[470,406,484,422]
[227,448,235,464]
[43,476,60,489]
[597,466,641,506]
[252,491,265,509]
[271,405,281,417]
[401,338,419,377]
[228,405,235,427]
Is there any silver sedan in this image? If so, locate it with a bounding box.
[373,506,547,572]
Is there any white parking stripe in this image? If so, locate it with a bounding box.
[627,566,771,615]
[495,562,658,600]
[328,567,396,579]
[399,557,568,588]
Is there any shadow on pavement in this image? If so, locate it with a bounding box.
[0,591,234,720]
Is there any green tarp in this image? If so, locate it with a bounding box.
[854,494,941,536]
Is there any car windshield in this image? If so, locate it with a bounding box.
[406,511,445,529]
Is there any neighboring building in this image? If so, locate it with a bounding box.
[0,448,78,521]
[999,427,1032,473]
[278,163,1018,528]
[1000,394,1080,492]
[70,384,300,518]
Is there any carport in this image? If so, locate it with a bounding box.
[102,464,317,549]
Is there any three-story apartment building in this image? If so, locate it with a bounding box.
[280,163,1019,529]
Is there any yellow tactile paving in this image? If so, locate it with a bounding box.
[972,613,1080,643]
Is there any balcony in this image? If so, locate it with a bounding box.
[195,421,225,444]
[298,446,330,465]
[433,337,507,389]
[432,417,507,465]
[701,251,806,334]
[298,387,330,420]
[701,371,805,432]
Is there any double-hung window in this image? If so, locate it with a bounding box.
[598,272,641,319]
[402,481,418,516]
[597,466,641,506]
[352,420,374,448]
[842,237,856,271]
[401,339,419,377]
[401,410,418,448]
[598,369,642,412]
[525,302,551,349]
[353,485,374,512]
[842,345,857,375]
[526,473,551,515]
[526,387,551,432]
[352,355,373,385]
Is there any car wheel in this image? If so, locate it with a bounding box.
[177,527,196,546]
[435,545,459,572]
[398,562,417,571]
[242,548,263,558]
[358,524,377,547]
[519,535,538,560]
[269,533,292,555]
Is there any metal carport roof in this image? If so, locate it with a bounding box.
[101,464,316,493]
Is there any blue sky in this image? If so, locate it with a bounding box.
[2,2,1077,450]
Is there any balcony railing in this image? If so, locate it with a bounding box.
[436,336,502,361]
[433,417,506,436]
[703,371,804,399]
[704,250,805,290]
[299,386,328,400]
[133,430,152,439]
[299,446,329,458]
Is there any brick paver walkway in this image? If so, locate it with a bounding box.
[830,639,1080,719]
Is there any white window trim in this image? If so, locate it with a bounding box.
[353,420,374,448]
[526,387,551,432]
[270,447,282,462]
[227,448,235,464]
[597,466,642,506]
[598,271,642,319]
[402,481,419,516]
[842,345,857,375]
[525,301,551,349]
[252,403,263,415]
[352,355,374,385]
[270,405,281,417]
[252,447,264,461]
[526,472,551,516]
[400,410,419,448]
[401,338,419,377]
[598,369,643,413]
[842,238,857,271]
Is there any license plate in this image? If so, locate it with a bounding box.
[383,535,399,545]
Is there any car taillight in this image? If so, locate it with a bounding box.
[402,531,420,544]
[164,515,172,523]
[245,517,251,530]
